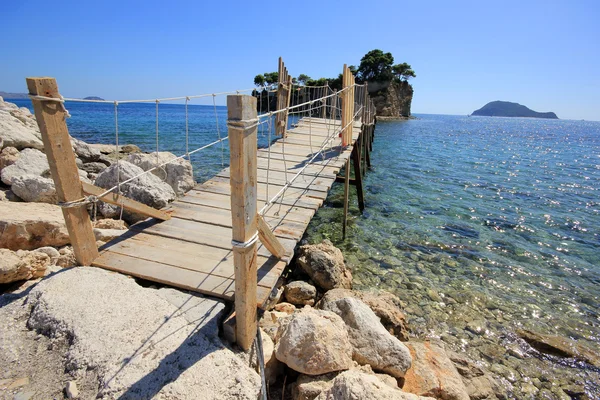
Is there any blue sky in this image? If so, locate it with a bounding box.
[1,0,598,120]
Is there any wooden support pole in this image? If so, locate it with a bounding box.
[275,57,285,136]
[257,214,286,259]
[342,156,350,239]
[341,65,350,147]
[322,83,328,119]
[352,140,365,212]
[27,77,99,265]
[227,94,259,351]
[283,75,293,138]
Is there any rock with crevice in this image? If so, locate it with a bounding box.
[275,308,353,375]
[0,248,51,284]
[93,228,127,242]
[284,281,317,306]
[402,341,470,400]
[319,296,412,378]
[318,288,409,341]
[297,240,352,290]
[1,148,49,185]
[127,152,195,196]
[0,202,69,250]
[71,137,101,163]
[94,161,176,209]
[11,175,57,203]
[316,369,434,400]
[0,108,44,150]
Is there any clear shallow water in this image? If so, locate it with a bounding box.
[11,98,600,396]
[305,114,600,397]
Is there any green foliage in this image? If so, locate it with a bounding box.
[263,72,279,85]
[297,74,311,85]
[392,62,416,81]
[253,74,265,87]
[357,49,394,82]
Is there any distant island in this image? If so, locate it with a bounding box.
[472,101,558,119]
[0,91,104,101]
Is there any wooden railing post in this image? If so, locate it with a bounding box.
[26,77,99,265]
[275,57,291,137]
[227,94,259,351]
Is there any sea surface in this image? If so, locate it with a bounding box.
[10,99,600,397]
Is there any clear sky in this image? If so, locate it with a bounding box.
[1,0,598,120]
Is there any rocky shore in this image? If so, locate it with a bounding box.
[2,97,598,399]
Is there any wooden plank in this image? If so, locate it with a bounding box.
[27,77,98,265]
[200,175,330,198]
[257,214,286,259]
[82,182,171,221]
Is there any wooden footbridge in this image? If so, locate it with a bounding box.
[27,61,376,350]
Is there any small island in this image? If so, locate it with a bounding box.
[472,101,558,119]
[83,96,105,101]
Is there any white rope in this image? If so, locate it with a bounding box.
[28,94,71,118]
[61,88,256,104]
[231,231,259,249]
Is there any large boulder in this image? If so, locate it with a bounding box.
[316,370,435,400]
[403,341,470,400]
[284,280,317,306]
[0,202,69,250]
[517,329,600,367]
[0,108,44,150]
[23,267,261,398]
[71,137,101,163]
[297,240,352,290]
[319,296,412,378]
[11,175,57,203]
[318,288,409,341]
[1,148,49,185]
[0,248,51,284]
[275,308,353,375]
[127,152,194,196]
[94,161,176,209]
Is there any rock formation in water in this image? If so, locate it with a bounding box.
[472,101,558,119]
[367,80,414,118]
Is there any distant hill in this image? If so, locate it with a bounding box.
[83,96,105,101]
[0,91,28,99]
[472,101,558,119]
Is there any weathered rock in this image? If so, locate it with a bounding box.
[11,175,57,203]
[87,143,119,154]
[0,187,22,202]
[94,161,176,209]
[259,310,290,343]
[0,146,20,170]
[517,329,600,367]
[25,267,261,399]
[403,341,470,400]
[93,228,127,242]
[121,144,141,153]
[273,302,296,314]
[71,137,101,163]
[65,381,78,399]
[1,148,49,185]
[0,249,51,284]
[448,351,485,379]
[297,240,352,290]
[80,162,107,174]
[318,288,409,341]
[319,296,411,378]
[316,370,434,400]
[465,375,497,400]
[293,372,339,400]
[275,308,353,375]
[0,202,69,250]
[34,246,61,264]
[0,110,44,150]
[93,218,127,230]
[56,246,76,268]
[127,152,195,196]
[284,281,317,306]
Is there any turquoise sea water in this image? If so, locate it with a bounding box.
[10,99,600,397]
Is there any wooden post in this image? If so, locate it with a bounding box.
[352,141,365,212]
[342,156,350,239]
[341,65,349,147]
[26,77,99,265]
[282,75,293,137]
[322,83,328,119]
[227,94,259,351]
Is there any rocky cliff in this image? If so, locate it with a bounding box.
[367,80,413,118]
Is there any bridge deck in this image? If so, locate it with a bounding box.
[92,117,361,308]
